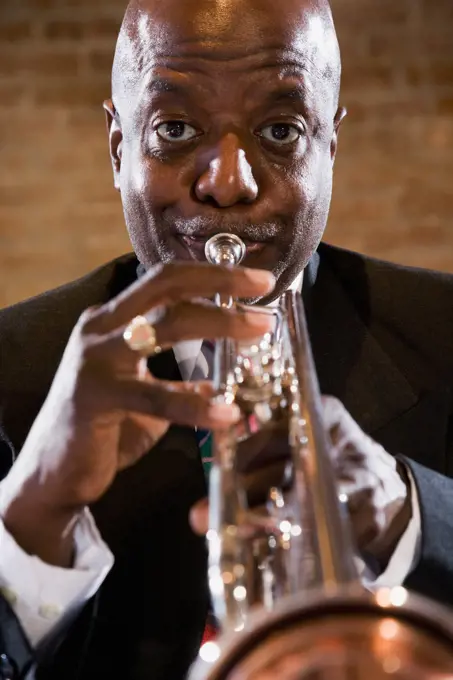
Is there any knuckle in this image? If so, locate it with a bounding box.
[169,392,204,425]
[155,305,176,338]
[81,336,103,363]
[343,441,365,464]
[361,486,375,502]
[362,524,379,547]
[156,263,188,302]
[222,307,242,332]
[324,395,343,413]
[147,261,166,283]
[154,261,178,284]
[78,305,103,335]
[142,385,164,416]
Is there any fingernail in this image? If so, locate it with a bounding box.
[208,402,241,423]
[247,269,276,291]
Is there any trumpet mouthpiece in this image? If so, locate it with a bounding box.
[204,233,246,266]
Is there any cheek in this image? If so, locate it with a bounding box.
[120,140,183,214]
[119,143,149,209]
[277,148,333,265]
[293,148,333,226]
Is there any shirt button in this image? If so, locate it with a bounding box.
[0,653,17,679]
[38,603,62,620]
[0,588,17,607]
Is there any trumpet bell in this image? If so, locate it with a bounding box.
[190,587,453,680]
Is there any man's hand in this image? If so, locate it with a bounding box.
[190,396,412,569]
[0,262,275,567]
[322,396,412,567]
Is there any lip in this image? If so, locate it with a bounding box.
[178,235,268,260]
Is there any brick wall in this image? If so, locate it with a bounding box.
[0,0,452,308]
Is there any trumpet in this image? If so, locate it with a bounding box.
[190,233,453,680]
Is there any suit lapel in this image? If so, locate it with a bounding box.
[303,248,449,473]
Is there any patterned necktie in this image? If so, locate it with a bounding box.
[194,339,215,481]
[195,428,213,481]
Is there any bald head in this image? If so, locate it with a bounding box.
[111,0,341,120]
[104,0,345,299]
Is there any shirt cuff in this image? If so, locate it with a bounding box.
[0,506,114,648]
[358,465,421,589]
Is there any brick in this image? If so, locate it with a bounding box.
[0,21,32,42]
[333,1,411,33]
[421,0,453,23]
[0,49,80,78]
[43,18,120,41]
[87,48,115,74]
[404,65,426,87]
[43,20,84,40]
[33,78,111,107]
[430,62,453,88]
[25,0,59,8]
[420,30,452,56]
[341,65,394,94]
[0,81,27,107]
[82,18,121,40]
[436,97,453,115]
[72,179,117,204]
[344,98,432,124]
[63,0,112,6]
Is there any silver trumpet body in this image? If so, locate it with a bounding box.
[189,233,453,680]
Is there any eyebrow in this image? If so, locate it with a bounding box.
[267,85,307,102]
[264,84,307,106]
[144,76,310,116]
[147,78,192,98]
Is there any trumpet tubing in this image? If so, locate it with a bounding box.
[203,233,357,634]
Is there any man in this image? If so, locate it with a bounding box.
[0,0,452,678]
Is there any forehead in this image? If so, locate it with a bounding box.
[137,1,327,56]
[123,0,337,91]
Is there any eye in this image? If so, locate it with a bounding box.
[156,121,198,143]
[258,123,301,145]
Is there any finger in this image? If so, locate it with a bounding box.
[190,498,209,535]
[321,395,346,431]
[99,263,276,331]
[322,395,366,449]
[341,486,381,549]
[239,460,291,507]
[235,422,290,473]
[110,378,241,429]
[103,302,275,358]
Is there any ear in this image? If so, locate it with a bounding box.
[331,105,347,164]
[103,98,123,191]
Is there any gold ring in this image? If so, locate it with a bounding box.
[123,315,162,357]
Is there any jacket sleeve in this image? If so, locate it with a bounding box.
[0,436,113,679]
[0,438,34,678]
[0,591,34,679]
[0,502,114,649]
[402,456,453,606]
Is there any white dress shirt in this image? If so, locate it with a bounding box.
[0,273,421,648]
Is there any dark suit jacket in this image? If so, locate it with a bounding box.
[1,243,453,680]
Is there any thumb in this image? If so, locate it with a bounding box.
[190,498,209,535]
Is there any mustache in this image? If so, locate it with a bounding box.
[166,215,281,241]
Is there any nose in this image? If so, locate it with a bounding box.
[194,133,259,207]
